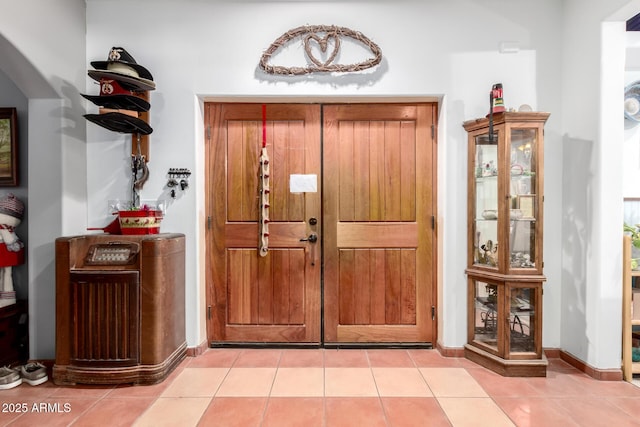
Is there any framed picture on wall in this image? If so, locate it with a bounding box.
[0,108,18,186]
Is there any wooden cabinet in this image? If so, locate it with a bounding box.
[463,112,549,377]
[622,235,640,381]
[0,300,28,367]
[53,233,186,385]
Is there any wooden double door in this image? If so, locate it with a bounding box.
[205,103,436,345]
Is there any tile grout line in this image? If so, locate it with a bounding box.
[197,365,233,425]
[415,357,454,426]
[197,349,257,426]
[322,349,327,427]
[66,392,108,427]
[257,350,284,426]
[131,363,190,427]
[369,350,394,427]
[477,368,520,427]
[409,350,438,398]
[460,365,517,426]
[139,358,229,426]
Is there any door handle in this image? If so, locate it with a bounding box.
[300,234,318,266]
[300,234,318,243]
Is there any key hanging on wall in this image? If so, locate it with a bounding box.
[131,133,149,208]
[259,104,270,257]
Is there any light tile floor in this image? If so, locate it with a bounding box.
[1,349,640,426]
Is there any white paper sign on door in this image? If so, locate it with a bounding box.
[290,174,317,193]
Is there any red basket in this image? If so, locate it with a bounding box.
[118,210,163,235]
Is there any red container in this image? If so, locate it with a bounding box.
[118,210,163,235]
[0,245,24,267]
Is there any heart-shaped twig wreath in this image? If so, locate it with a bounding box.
[259,25,382,75]
[305,33,340,67]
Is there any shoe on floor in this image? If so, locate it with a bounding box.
[18,362,47,386]
[0,366,21,390]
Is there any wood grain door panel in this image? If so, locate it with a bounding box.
[206,103,321,343]
[323,104,436,343]
[206,102,437,345]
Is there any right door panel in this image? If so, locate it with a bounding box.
[323,103,436,343]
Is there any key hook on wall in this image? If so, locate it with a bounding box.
[167,168,191,198]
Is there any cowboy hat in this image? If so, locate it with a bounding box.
[84,111,153,135]
[88,47,155,91]
[82,78,150,112]
[91,47,153,80]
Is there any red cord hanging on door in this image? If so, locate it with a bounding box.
[259,104,270,257]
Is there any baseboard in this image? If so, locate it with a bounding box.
[559,349,623,381]
[186,339,209,357]
[465,344,548,377]
[444,343,623,381]
[436,342,622,381]
[38,344,626,381]
[543,348,561,359]
[445,345,622,381]
[435,342,465,358]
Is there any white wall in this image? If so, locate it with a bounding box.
[562,0,640,370]
[4,0,635,371]
[0,0,87,359]
[84,0,565,351]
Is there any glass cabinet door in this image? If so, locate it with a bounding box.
[507,284,539,356]
[473,133,499,268]
[509,128,538,269]
[471,279,501,354]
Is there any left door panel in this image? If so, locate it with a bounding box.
[206,104,321,343]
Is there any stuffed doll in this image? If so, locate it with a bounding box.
[0,193,24,308]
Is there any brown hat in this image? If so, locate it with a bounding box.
[82,78,150,112]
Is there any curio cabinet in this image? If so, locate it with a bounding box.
[463,111,549,377]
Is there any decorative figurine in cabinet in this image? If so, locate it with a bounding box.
[463,112,549,377]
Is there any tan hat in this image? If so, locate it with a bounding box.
[88,47,155,91]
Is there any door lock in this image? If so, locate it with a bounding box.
[300,233,318,266]
[300,234,318,243]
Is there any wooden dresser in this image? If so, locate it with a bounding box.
[53,233,186,385]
